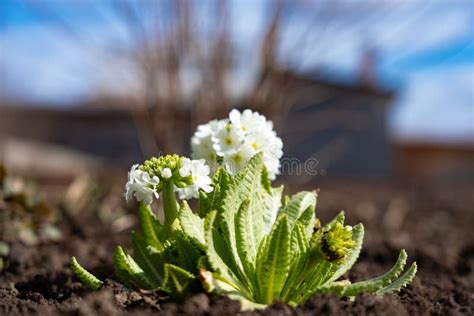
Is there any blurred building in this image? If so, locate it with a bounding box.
[0,69,396,184]
[276,70,395,182]
[1,72,472,187]
[0,105,143,165]
[395,141,474,188]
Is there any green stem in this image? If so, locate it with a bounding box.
[162,181,179,232]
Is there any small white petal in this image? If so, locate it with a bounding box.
[161,168,172,179]
[150,176,160,185]
[124,164,160,204]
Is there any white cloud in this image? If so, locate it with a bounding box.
[391,64,474,142]
[277,0,472,72]
[0,20,140,104]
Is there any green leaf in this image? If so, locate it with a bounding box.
[199,167,231,217]
[131,232,164,285]
[174,237,203,272]
[204,211,252,297]
[377,262,417,295]
[70,257,103,290]
[235,200,257,283]
[265,186,284,231]
[340,249,408,297]
[113,246,156,289]
[138,203,164,251]
[280,191,317,235]
[218,153,265,285]
[313,280,352,295]
[215,166,232,192]
[179,201,205,249]
[256,215,291,304]
[298,206,317,237]
[199,269,266,311]
[289,222,309,262]
[218,153,283,287]
[161,263,195,295]
[261,165,272,193]
[280,222,310,300]
[326,211,345,229]
[204,211,239,284]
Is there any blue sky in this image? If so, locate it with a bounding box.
[0,0,473,144]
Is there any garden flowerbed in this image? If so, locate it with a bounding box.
[1,184,472,315]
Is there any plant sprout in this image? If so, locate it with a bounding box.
[73,154,217,296]
[197,154,416,309]
[71,110,416,310]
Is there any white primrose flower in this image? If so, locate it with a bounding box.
[177,158,213,200]
[124,164,160,205]
[247,122,280,152]
[190,109,284,179]
[191,120,220,162]
[212,121,244,156]
[263,155,281,180]
[178,157,192,177]
[223,142,256,175]
[229,109,266,134]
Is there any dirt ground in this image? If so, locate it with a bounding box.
[1,182,473,315]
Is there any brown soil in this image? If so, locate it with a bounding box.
[1,184,473,315]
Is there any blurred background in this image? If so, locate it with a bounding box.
[0,0,473,197]
[1,3,473,309]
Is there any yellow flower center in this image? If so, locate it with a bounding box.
[233,154,243,163]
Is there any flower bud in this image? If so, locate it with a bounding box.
[161,168,172,179]
[321,222,356,261]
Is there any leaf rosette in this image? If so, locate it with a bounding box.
[71,110,416,310]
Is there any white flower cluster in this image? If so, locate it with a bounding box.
[124,157,213,204]
[124,164,160,205]
[176,158,213,200]
[191,109,283,179]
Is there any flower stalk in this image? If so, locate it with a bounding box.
[162,180,180,233]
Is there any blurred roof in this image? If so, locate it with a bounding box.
[280,69,396,100]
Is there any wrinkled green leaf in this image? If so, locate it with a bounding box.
[256,215,291,304]
[71,257,103,290]
[179,201,205,249]
[280,191,317,236]
[235,200,257,281]
[280,222,310,301]
[131,232,164,285]
[161,263,195,295]
[199,167,231,217]
[204,211,241,286]
[218,153,265,286]
[377,262,417,295]
[114,246,156,289]
[138,203,164,251]
[341,249,408,297]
